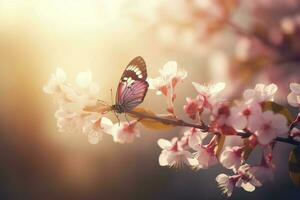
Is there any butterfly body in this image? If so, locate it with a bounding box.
[111,56,149,114]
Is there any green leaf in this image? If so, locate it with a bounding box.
[289,146,300,187]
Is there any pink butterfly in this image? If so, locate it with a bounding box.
[111,56,149,114]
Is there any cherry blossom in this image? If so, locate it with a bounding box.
[158,137,198,168]
[72,70,101,109]
[44,66,300,197]
[220,146,244,171]
[108,120,140,144]
[215,174,235,197]
[290,128,300,142]
[248,110,288,145]
[148,61,187,96]
[243,83,278,103]
[210,102,237,135]
[287,83,300,107]
[82,116,112,144]
[43,68,66,95]
[182,128,208,149]
[216,165,262,197]
[235,164,262,192]
[226,101,262,131]
[148,61,187,113]
[54,108,87,134]
[192,82,226,108]
[183,96,204,120]
[193,144,218,169]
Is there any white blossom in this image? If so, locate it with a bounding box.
[236,165,262,192]
[243,83,278,103]
[216,174,235,197]
[107,120,140,144]
[158,138,198,168]
[82,116,112,144]
[287,83,300,107]
[192,82,226,106]
[43,68,66,94]
[147,61,187,96]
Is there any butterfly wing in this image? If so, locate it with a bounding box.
[118,80,149,112]
[116,56,148,112]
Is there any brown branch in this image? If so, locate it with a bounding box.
[128,110,300,146]
[128,110,209,132]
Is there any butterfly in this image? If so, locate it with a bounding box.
[111,56,149,114]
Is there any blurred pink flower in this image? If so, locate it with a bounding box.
[220,146,244,171]
[249,154,275,183]
[248,110,288,145]
[82,116,113,144]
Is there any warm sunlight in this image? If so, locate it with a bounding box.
[0,0,300,200]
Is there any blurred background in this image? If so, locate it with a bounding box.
[0,0,300,199]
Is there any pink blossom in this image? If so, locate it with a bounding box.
[158,138,198,168]
[108,120,140,144]
[227,101,262,130]
[82,116,112,144]
[193,144,218,169]
[182,128,208,149]
[248,110,288,145]
[148,61,187,113]
[210,103,237,135]
[291,128,300,142]
[220,146,244,171]
[183,96,204,120]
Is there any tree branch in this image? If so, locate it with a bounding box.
[128,110,300,146]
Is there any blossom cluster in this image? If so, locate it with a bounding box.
[43,68,141,144]
[44,63,300,197]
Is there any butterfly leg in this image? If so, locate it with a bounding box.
[113,110,120,126]
[124,113,130,125]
